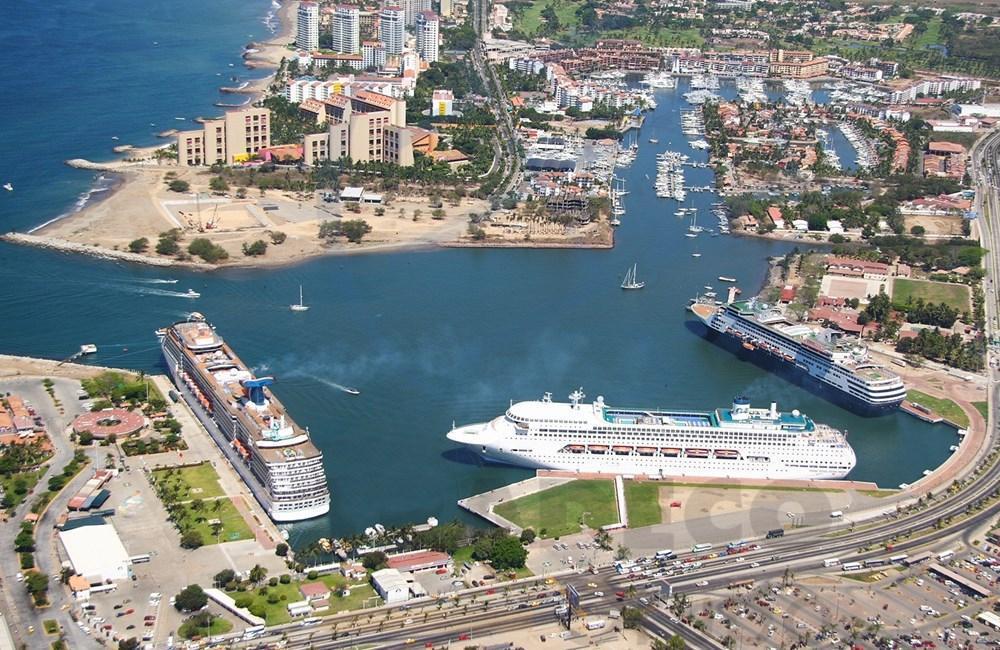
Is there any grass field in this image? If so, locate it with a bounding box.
[1,469,46,511]
[601,26,704,47]
[516,0,581,37]
[494,480,618,538]
[152,463,225,500]
[974,401,988,422]
[174,498,253,544]
[912,17,944,48]
[178,615,232,639]
[226,575,377,626]
[892,278,970,312]
[623,481,662,528]
[907,389,969,428]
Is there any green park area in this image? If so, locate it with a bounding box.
[494,480,619,538]
[152,463,226,500]
[907,389,969,429]
[516,0,581,36]
[602,26,704,47]
[178,614,232,640]
[623,481,662,528]
[974,402,988,422]
[151,463,252,546]
[892,278,970,313]
[226,574,378,626]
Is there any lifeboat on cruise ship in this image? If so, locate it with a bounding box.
[589,445,609,454]
[714,449,739,459]
[660,448,681,457]
[636,447,656,456]
[783,353,794,361]
[231,438,250,460]
[566,445,585,453]
[742,342,755,351]
[612,446,633,455]
[685,448,710,458]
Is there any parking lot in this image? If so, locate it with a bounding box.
[685,548,999,648]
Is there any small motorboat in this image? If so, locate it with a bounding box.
[344,387,361,395]
[3,183,12,192]
[183,289,201,298]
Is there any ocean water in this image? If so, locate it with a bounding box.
[0,5,956,543]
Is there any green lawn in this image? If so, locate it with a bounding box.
[226,575,378,626]
[892,278,971,312]
[174,498,253,544]
[911,17,943,49]
[152,463,226,500]
[601,26,704,47]
[973,401,988,422]
[623,481,662,528]
[516,0,581,37]
[178,615,232,639]
[1,469,46,511]
[42,619,59,635]
[494,479,618,538]
[907,389,969,428]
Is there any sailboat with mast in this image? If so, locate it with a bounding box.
[621,264,645,290]
[290,285,309,312]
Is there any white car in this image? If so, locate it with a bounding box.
[593,591,604,597]
[751,562,761,568]
[15,572,23,582]
[696,580,709,587]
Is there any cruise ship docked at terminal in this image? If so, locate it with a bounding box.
[159,314,330,522]
[689,288,907,415]
[447,391,856,480]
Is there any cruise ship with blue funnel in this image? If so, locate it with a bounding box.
[159,313,330,522]
[447,391,856,480]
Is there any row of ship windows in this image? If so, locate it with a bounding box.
[530,431,802,442]
[517,454,847,469]
[275,497,328,510]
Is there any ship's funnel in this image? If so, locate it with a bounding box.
[243,377,275,406]
[732,395,751,419]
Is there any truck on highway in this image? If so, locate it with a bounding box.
[766,528,785,539]
[823,558,841,567]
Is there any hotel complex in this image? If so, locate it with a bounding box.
[176,107,271,167]
[296,1,320,52]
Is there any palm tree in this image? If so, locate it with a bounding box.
[670,592,689,618]
[614,544,631,562]
[249,564,267,586]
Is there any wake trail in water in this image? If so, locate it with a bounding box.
[132,278,179,284]
[108,284,199,299]
[306,374,356,394]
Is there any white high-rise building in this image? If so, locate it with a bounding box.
[402,0,432,26]
[331,5,361,54]
[362,40,387,69]
[379,6,405,55]
[416,11,440,64]
[440,0,453,18]
[296,2,320,51]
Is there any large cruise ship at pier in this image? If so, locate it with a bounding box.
[159,314,330,522]
[689,289,906,415]
[447,391,856,479]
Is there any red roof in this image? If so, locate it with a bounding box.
[927,141,965,155]
[300,582,331,598]
[386,550,452,572]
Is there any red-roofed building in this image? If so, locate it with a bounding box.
[826,256,890,280]
[300,582,332,601]
[779,285,796,303]
[385,550,452,573]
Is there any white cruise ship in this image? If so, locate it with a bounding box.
[160,314,330,522]
[447,391,856,479]
[689,291,906,415]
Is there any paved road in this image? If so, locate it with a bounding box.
[0,376,95,648]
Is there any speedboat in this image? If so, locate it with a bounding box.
[183,289,201,299]
[344,387,361,395]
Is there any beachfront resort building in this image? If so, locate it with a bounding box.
[331,5,361,54]
[379,6,405,55]
[297,2,320,51]
[416,11,440,64]
[301,90,436,167]
[768,49,828,79]
[175,107,271,166]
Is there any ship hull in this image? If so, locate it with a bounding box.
[696,324,902,417]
